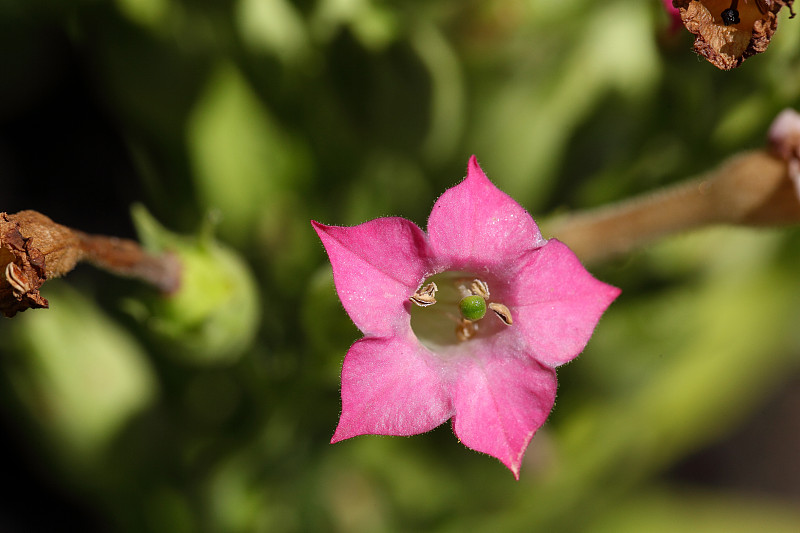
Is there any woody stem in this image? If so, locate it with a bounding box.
[546,150,798,264]
[75,231,181,293]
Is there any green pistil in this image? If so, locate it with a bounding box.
[459,295,487,321]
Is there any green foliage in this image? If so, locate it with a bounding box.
[127,205,261,365]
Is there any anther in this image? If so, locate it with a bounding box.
[456,318,478,342]
[5,263,29,296]
[488,302,513,326]
[457,278,490,299]
[470,279,490,299]
[411,282,438,307]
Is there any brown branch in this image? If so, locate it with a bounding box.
[547,151,798,264]
[1,210,180,317]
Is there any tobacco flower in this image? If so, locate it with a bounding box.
[663,0,684,33]
[313,156,619,477]
[769,108,800,197]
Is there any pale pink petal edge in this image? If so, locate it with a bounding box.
[312,218,431,337]
[427,156,546,272]
[332,335,452,443]
[450,349,557,479]
[512,239,620,367]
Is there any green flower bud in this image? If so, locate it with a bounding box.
[126,205,260,365]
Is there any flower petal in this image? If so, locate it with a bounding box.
[427,156,545,271]
[332,335,452,442]
[511,240,620,367]
[451,349,557,479]
[312,218,431,337]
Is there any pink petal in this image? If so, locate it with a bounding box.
[511,240,620,367]
[427,156,546,271]
[332,335,452,442]
[662,0,682,33]
[450,347,557,479]
[312,218,432,337]
[768,109,800,198]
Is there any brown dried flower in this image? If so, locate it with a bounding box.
[1,211,82,317]
[1,210,180,318]
[672,0,795,70]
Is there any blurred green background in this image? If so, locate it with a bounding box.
[2,0,800,531]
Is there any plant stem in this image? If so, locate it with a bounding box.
[75,232,181,293]
[546,150,797,264]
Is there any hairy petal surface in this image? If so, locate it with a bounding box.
[427,156,546,271]
[332,336,452,442]
[511,240,621,367]
[312,219,431,337]
[450,347,557,479]
[314,156,621,479]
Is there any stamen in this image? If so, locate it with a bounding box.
[488,302,513,326]
[455,318,478,342]
[5,263,29,296]
[470,279,490,299]
[721,1,740,26]
[456,278,490,299]
[411,281,438,307]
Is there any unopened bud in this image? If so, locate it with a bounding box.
[127,206,260,365]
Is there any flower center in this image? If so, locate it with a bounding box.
[409,272,513,350]
[459,295,486,321]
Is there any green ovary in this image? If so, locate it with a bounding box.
[459,295,487,321]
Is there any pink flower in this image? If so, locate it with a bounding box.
[768,108,800,197]
[312,156,620,478]
[662,0,682,34]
